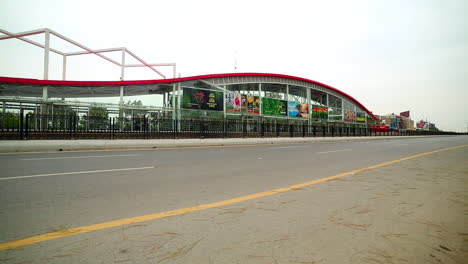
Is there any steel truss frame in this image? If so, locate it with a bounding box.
[0,28,176,81]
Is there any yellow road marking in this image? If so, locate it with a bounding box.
[0,144,466,250]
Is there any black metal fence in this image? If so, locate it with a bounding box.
[0,113,464,140]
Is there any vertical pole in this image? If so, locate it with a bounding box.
[286,85,289,124]
[119,48,125,131]
[25,113,29,140]
[2,102,5,129]
[19,109,24,140]
[109,117,112,140]
[306,87,311,126]
[62,55,67,80]
[43,30,50,81]
[326,93,329,123]
[223,85,226,120]
[172,83,176,131]
[69,115,72,139]
[131,109,134,132]
[41,31,50,131]
[173,64,177,78]
[258,84,262,116]
[120,48,126,81]
[177,75,181,131]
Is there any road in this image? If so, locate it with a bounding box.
[0,136,467,263]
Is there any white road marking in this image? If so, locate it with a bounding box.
[270,146,306,149]
[0,166,154,181]
[316,149,353,154]
[20,154,141,161]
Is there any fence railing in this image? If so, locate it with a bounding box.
[0,113,464,140]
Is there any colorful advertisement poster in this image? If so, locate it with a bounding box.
[226,92,241,112]
[182,88,223,111]
[226,92,259,114]
[262,97,287,116]
[288,101,309,118]
[344,110,356,122]
[246,94,260,114]
[356,112,366,123]
[312,105,328,120]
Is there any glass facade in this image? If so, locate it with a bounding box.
[174,81,368,126]
[0,74,373,127]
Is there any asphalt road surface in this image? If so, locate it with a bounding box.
[0,136,467,263]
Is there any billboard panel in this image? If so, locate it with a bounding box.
[312,105,328,120]
[344,110,356,122]
[246,94,260,114]
[262,97,287,116]
[182,88,223,111]
[226,92,259,114]
[356,112,366,123]
[400,111,410,118]
[288,101,309,118]
[226,92,241,112]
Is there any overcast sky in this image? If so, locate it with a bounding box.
[0,0,467,132]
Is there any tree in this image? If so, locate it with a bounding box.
[80,104,109,130]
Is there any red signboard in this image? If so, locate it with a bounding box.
[400,111,410,117]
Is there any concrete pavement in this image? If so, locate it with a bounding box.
[0,136,466,263]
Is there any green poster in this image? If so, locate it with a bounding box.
[182,88,224,111]
[262,97,287,116]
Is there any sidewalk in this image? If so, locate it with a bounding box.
[0,136,429,153]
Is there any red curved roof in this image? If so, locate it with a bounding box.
[0,73,378,120]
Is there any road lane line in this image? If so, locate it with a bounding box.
[20,154,141,161]
[270,146,306,149]
[0,167,154,181]
[316,149,352,154]
[0,144,466,250]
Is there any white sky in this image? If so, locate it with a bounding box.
[0,0,467,132]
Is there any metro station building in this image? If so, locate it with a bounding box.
[0,28,378,130]
[0,73,378,128]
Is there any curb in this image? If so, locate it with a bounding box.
[0,136,436,153]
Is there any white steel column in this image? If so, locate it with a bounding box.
[120,48,125,80]
[172,83,176,121]
[341,99,344,120]
[307,88,311,125]
[223,85,226,119]
[62,56,67,80]
[2,102,5,129]
[258,83,262,116]
[118,49,126,129]
[120,48,125,104]
[41,30,50,130]
[42,30,50,99]
[286,85,289,121]
[43,30,50,80]
[177,79,181,130]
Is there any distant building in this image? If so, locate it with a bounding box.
[416,120,438,131]
[378,112,415,130]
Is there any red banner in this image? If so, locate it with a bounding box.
[400,111,410,117]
